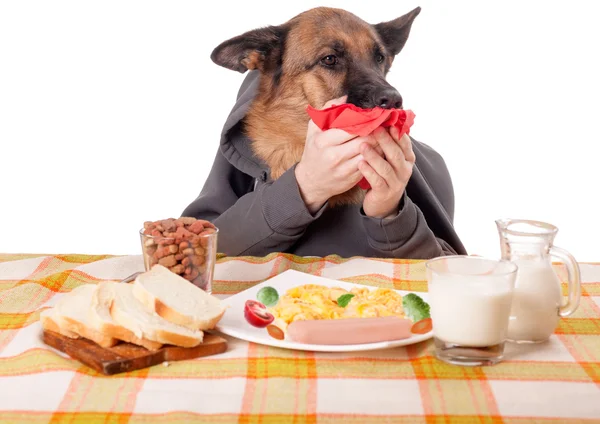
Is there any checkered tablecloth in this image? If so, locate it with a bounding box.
[0,253,598,423]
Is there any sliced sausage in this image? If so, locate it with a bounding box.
[286,316,413,345]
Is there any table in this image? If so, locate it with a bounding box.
[0,253,598,423]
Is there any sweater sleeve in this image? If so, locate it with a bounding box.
[359,192,460,258]
[182,152,325,257]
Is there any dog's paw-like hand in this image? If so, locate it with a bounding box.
[359,127,415,219]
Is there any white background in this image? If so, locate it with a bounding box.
[1,0,598,261]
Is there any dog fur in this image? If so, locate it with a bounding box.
[211,7,421,206]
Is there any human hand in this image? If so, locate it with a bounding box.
[295,96,381,213]
[359,126,416,219]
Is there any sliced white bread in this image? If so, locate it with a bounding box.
[48,284,118,348]
[132,264,226,331]
[89,281,163,351]
[108,281,204,348]
[40,307,79,339]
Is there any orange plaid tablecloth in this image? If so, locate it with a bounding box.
[0,253,599,423]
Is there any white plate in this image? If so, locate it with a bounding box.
[215,269,432,352]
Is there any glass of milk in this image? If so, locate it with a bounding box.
[426,256,518,366]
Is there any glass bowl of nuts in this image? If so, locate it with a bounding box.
[139,217,218,293]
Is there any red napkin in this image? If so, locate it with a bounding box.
[306,103,416,189]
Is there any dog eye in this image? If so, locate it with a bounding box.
[376,54,385,64]
[321,55,338,67]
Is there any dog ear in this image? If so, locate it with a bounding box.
[211,26,285,73]
[374,7,421,56]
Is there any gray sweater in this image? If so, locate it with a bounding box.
[182,71,467,259]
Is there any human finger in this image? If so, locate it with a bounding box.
[358,160,388,191]
[399,134,416,163]
[336,135,379,160]
[374,127,407,174]
[360,143,396,185]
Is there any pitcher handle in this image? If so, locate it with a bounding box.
[550,246,582,317]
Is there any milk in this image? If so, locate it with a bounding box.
[429,276,514,347]
[506,260,561,342]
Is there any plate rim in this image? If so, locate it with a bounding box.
[215,269,432,352]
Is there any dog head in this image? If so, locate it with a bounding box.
[210,7,420,204]
[211,6,421,110]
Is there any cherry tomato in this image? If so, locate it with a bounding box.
[411,318,432,334]
[244,300,274,328]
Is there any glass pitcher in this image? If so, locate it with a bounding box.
[495,219,581,343]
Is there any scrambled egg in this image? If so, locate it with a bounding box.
[269,284,404,327]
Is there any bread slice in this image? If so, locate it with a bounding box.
[132,264,226,331]
[49,284,118,348]
[40,307,79,339]
[108,281,204,348]
[89,281,163,351]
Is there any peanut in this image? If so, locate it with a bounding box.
[188,267,200,281]
[155,245,172,259]
[151,229,162,238]
[190,237,200,247]
[197,261,208,273]
[145,245,157,257]
[179,241,190,251]
[168,244,178,254]
[182,257,191,267]
[182,247,194,256]
[143,221,154,230]
[194,246,205,256]
[159,255,177,267]
[174,253,184,261]
[149,256,158,266]
[200,229,216,248]
[170,264,185,275]
[157,237,174,246]
[144,238,155,247]
[191,255,205,266]
[184,266,192,276]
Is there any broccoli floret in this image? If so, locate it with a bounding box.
[402,293,430,322]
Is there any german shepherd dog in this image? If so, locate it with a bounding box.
[211,6,421,206]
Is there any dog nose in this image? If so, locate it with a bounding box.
[375,89,403,109]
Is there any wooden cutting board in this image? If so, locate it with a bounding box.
[43,330,228,375]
